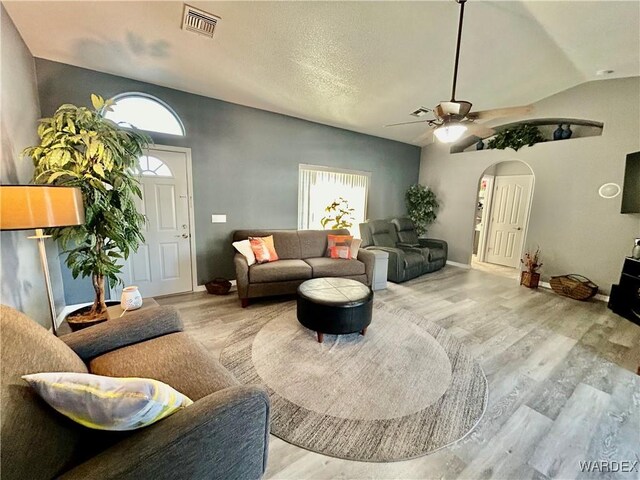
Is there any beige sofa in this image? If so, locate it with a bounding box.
[233,229,375,307]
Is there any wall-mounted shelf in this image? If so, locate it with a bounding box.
[451,118,604,154]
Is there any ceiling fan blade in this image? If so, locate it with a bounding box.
[385,119,433,127]
[467,105,532,121]
[464,123,496,139]
[412,127,436,145]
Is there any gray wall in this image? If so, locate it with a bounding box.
[35,59,421,304]
[0,7,65,326]
[420,77,640,294]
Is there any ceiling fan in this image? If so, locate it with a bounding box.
[386,0,532,144]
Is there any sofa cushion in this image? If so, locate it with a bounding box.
[1,305,89,480]
[90,332,238,401]
[298,229,350,258]
[249,259,312,283]
[304,257,366,277]
[233,230,301,259]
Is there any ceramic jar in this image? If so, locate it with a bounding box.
[120,286,143,311]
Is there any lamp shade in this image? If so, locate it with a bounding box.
[0,186,84,231]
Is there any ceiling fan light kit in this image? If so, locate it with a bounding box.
[433,123,468,143]
[387,0,532,146]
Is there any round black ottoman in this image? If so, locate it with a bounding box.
[296,277,373,343]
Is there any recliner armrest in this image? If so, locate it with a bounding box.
[419,238,448,258]
[397,242,419,248]
[60,307,184,362]
[60,385,270,480]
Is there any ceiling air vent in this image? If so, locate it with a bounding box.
[182,4,220,38]
[410,107,431,118]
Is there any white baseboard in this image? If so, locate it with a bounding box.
[446,260,471,269]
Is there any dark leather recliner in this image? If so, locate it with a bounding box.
[391,217,448,268]
[359,218,448,283]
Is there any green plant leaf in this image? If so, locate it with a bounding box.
[91,94,105,110]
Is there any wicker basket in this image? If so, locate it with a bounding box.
[549,274,598,301]
[205,278,232,295]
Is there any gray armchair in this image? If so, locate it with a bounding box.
[359,218,448,283]
[1,304,270,480]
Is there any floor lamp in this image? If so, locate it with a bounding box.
[0,186,85,335]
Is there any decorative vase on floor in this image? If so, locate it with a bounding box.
[121,286,143,311]
[562,124,573,139]
[520,271,540,289]
[553,124,564,141]
[476,138,484,150]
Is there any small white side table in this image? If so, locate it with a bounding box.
[370,249,389,291]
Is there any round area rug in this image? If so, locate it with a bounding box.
[220,301,487,462]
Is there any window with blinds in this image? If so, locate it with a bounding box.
[298,164,370,235]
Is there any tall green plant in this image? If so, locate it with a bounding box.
[320,197,355,230]
[22,94,150,319]
[405,184,439,236]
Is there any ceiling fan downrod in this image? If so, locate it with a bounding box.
[450,0,467,102]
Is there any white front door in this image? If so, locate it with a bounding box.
[485,175,533,268]
[114,147,194,298]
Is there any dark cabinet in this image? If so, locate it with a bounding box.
[608,257,640,325]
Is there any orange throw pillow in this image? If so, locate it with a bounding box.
[249,236,279,263]
[327,234,353,259]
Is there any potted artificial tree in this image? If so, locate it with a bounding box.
[405,184,440,236]
[22,94,149,330]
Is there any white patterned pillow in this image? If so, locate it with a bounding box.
[232,239,256,266]
[22,372,193,431]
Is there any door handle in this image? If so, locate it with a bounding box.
[514,227,522,231]
[182,233,189,239]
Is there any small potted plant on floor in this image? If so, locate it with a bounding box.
[22,94,150,329]
[520,247,542,288]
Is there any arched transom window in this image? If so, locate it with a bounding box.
[104,93,185,136]
[138,155,173,177]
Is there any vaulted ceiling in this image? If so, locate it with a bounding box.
[4,1,639,146]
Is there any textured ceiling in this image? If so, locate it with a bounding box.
[4,1,639,146]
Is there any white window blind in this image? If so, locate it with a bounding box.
[298,164,370,234]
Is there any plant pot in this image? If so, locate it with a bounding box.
[520,271,540,289]
[66,300,119,332]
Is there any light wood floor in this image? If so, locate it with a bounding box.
[157,266,640,480]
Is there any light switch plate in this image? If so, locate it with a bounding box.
[211,214,227,223]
